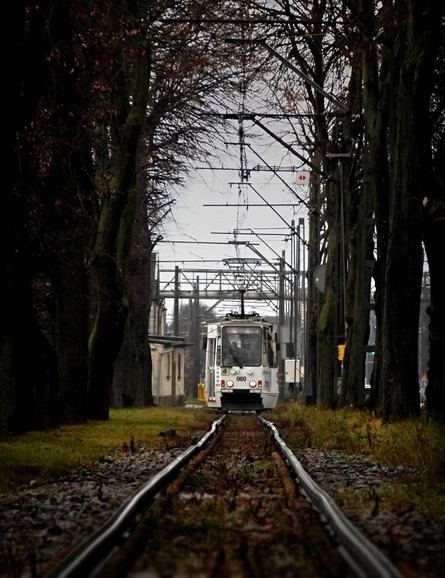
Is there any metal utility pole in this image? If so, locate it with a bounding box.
[299,217,306,367]
[174,265,179,337]
[278,254,286,400]
[193,278,200,397]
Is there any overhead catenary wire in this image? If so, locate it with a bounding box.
[246,143,310,209]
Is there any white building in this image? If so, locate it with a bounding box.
[149,335,186,405]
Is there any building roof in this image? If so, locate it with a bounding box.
[149,334,189,347]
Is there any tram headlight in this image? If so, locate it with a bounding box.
[249,380,257,388]
[226,380,234,388]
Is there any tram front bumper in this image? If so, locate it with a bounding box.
[220,390,263,411]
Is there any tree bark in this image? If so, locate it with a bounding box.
[355,0,392,413]
[338,43,371,408]
[52,251,90,423]
[88,49,150,419]
[317,176,341,407]
[424,215,445,420]
[380,0,440,420]
[0,2,58,432]
[112,194,154,408]
[423,0,445,419]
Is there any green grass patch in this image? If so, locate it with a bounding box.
[0,407,215,492]
[336,481,445,514]
[268,402,445,481]
[269,402,445,513]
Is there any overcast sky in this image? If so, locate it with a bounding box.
[157,142,310,264]
[156,119,311,319]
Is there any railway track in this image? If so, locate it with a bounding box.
[45,413,401,578]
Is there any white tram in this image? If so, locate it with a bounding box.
[204,313,279,411]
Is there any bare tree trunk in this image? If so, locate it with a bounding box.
[424,102,445,420]
[341,192,373,407]
[112,195,154,408]
[53,253,90,423]
[0,2,57,433]
[317,177,341,407]
[380,0,440,420]
[356,6,391,414]
[88,49,150,419]
[304,179,321,405]
[339,49,370,408]
[424,215,445,420]
[88,192,133,419]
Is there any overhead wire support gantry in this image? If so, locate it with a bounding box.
[208,114,329,180]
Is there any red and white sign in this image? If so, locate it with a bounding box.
[292,170,310,184]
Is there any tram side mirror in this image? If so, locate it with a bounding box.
[202,336,207,349]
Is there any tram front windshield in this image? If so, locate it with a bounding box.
[221,326,262,367]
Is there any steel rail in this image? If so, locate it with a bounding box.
[261,417,401,578]
[45,416,226,578]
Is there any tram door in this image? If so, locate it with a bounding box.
[205,326,217,399]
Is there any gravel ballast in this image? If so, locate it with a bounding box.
[1,428,444,577]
